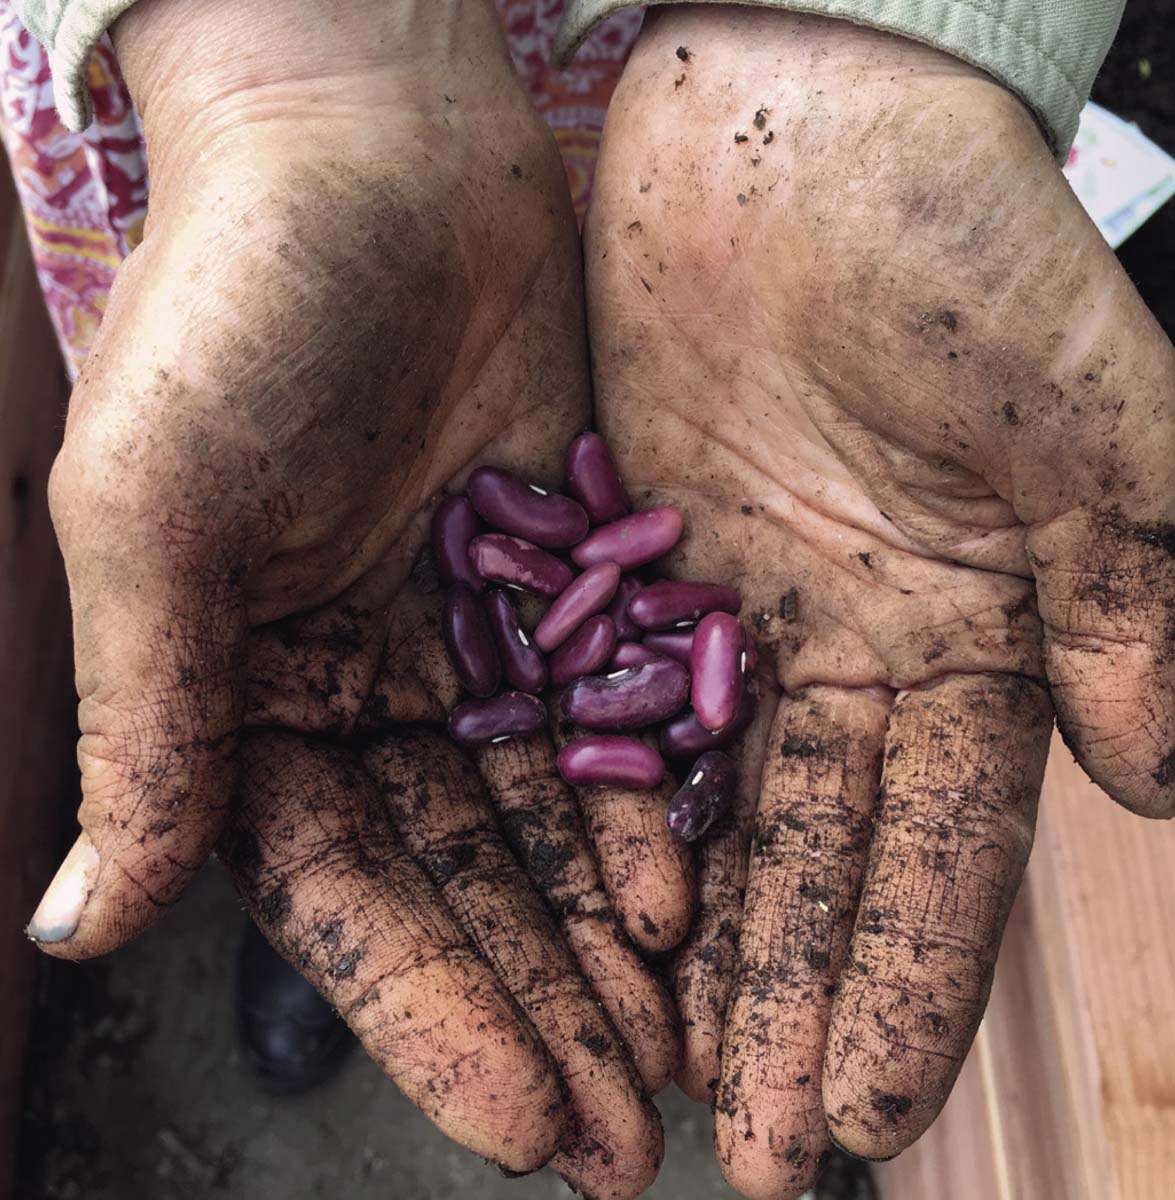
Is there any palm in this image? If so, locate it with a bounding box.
[587,8,1174,1197]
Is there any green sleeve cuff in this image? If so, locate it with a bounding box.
[555,0,1126,159]
[12,0,139,130]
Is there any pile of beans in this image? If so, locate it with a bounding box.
[434,433,756,842]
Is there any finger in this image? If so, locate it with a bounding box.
[388,605,697,955]
[670,680,775,1101]
[822,672,1052,1160]
[1029,504,1175,818]
[476,731,681,1093]
[30,439,246,957]
[364,733,664,1200]
[222,732,565,1174]
[551,715,696,954]
[1017,275,1174,819]
[716,686,889,1200]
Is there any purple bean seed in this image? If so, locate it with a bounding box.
[449,692,547,747]
[430,495,483,591]
[606,575,645,641]
[484,589,548,694]
[660,685,758,759]
[641,630,695,666]
[666,751,737,841]
[467,466,589,549]
[610,642,660,670]
[550,615,618,688]
[558,736,665,789]
[628,580,741,631]
[562,657,689,730]
[571,506,684,571]
[565,433,630,525]
[442,583,501,698]
[469,533,574,598]
[534,562,621,652]
[692,612,746,731]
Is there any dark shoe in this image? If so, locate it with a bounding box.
[236,921,353,1096]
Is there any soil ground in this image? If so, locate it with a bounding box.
[13,7,1174,1199]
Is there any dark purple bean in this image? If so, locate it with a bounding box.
[642,630,695,666]
[469,533,573,598]
[666,751,737,841]
[430,495,483,591]
[558,736,665,789]
[550,616,617,688]
[610,642,660,670]
[442,583,501,698]
[562,658,689,730]
[534,562,621,652]
[565,433,630,525]
[484,589,548,694]
[660,685,758,759]
[628,580,741,631]
[606,575,645,641]
[449,692,547,747]
[692,612,746,731]
[571,506,683,571]
[467,465,589,549]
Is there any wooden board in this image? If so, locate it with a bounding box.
[0,166,74,1197]
[876,732,1175,1199]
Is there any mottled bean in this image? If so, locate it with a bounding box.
[665,751,737,841]
[469,533,574,598]
[442,583,501,698]
[691,612,746,731]
[562,658,689,730]
[549,615,618,688]
[628,580,741,631]
[571,506,683,571]
[449,692,548,747]
[431,495,483,591]
[534,562,621,652]
[558,736,665,789]
[565,432,630,525]
[484,589,548,694]
[468,465,588,549]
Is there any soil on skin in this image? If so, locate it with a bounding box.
[12,11,1173,1200]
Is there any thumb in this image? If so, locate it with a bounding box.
[1025,290,1175,819]
[27,396,248,957]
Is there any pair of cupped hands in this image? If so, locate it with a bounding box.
[29,1,1175,1197]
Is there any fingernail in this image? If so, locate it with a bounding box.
[26,832,99,944]
[827,1130,898,1163]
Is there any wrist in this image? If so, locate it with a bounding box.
[112,0,510,182]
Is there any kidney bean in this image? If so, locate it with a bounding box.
[449,692,547,747]
[442,583,501,698]
[562,658,689,730]
[571,505,683,571]
[660,685,758,759]
[666,751,737,841]
[692,612,746,731]
[558,736,665,789]
[484,589,548,694]
[565,432,630,525]
[605,575,645,641]
[469,533,573,597]
[642,630,695,665]
[430,495,483,591]
[549,615,617,688]
[534,562,621,652]
[628,580,742,630]
[467,465,589,549]
[610,642,661,670]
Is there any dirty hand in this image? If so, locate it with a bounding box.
[588,8,1174,1196]
[28,1,689,1193]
